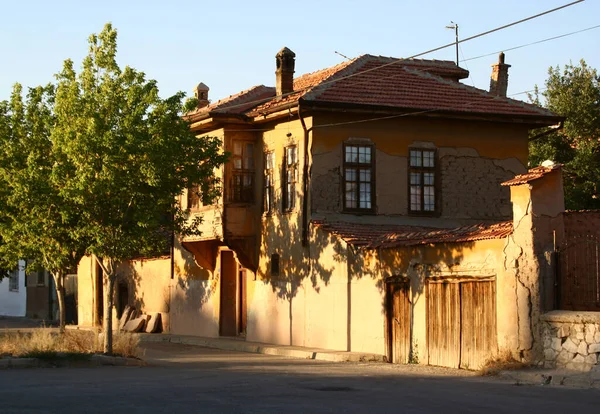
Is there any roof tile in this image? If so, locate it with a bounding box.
[501,163,562,186]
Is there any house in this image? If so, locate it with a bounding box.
[0,260,26,317]
[76,49,563,368]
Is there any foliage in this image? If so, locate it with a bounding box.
[529,60,600,210]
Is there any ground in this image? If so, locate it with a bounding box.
[1,342,598,413]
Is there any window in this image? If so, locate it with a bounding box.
[37,270,45,287]
[264,152,275,214]
[343,144,374,211]
[187,184,201,210]
[270,253,280,277]
[409,149,436,213]
[9,268,19,292]
[283,146,298,212]
[230,141,254,203]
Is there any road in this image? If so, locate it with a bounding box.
[0,342,598,413]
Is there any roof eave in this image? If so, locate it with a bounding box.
[299,100,564,126]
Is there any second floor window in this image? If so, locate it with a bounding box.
[409,148,436,213]
[283,146,298,212]
[230,141,254,203]
[344,144,374,211]
[264,152,275,214]
[9,268,19,292]
[187,184,201,210]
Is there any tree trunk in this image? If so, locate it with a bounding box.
[52,272,66,334]
[103,273,115,354]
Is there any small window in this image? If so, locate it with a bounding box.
[270,253,280,277]
[9,268,19,292]
[187,185,201,210]
[409,149,437,213]
[264,152,275,214]
[343,143,375,211]
[37,270,45,287]
[230,141,254,203]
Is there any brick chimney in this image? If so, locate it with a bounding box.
[489,52,511,97]
[194,82,209,108]
[276,47,296,98]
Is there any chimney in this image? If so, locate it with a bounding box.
[275,47,296,98]
[194,82,210,108]
[489,52,511,97]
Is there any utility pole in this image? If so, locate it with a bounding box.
[446,21,459,66]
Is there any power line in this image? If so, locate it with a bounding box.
[195,0,583,116]
[462,23,600,63]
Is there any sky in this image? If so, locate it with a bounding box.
[0,0,598,105]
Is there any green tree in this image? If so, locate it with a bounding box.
[50,24,227,353]
[0,83,87,331]
[529,60,600,209]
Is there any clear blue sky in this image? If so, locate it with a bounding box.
[1,0,598,104]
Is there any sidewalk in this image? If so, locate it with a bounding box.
[498,367,600,389]
[136,333,387,363]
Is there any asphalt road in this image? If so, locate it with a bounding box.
[0,342,598,413]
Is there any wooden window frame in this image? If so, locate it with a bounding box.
[408,148,438,215]
[282,146,298,213]
[187,184,201,211]
[343,143,376,213]
[264,151,275,215]
[229,140,255,204]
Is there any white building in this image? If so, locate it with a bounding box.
[0,260,26,317]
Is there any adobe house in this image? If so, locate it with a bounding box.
[76,49,564,368]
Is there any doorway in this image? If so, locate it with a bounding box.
[95,263,104,327]
[386,280,410,364]
[219,250,246,337]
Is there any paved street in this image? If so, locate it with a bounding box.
[0,342,598,413]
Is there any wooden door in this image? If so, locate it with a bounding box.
[220,251,238,337]
[387,282,410,364]
[64,274,78,325]
[460,281,497,370]
[427,281,461,368]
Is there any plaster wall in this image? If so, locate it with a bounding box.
[0,260,26,317]
[311,114,528,224]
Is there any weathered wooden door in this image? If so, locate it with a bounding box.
[220,251,238,337]
[387,282,410,364]
[427,281,461,368]
[460,281,497,370]
[427,279,497,370]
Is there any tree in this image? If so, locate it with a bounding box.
[0,83,88,332]
[529,60,600,210]
[50,24,227,353]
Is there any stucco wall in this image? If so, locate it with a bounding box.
[311,114,528,224]
[0,260,26,317]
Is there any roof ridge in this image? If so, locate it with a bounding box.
[210,84,275,112]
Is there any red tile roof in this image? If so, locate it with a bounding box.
[193,54,559,123]
[312,220,513,249]
[501,163,562,186]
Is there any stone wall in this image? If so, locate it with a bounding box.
[541,311,600,371]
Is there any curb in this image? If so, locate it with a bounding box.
[0,355,145,369]
[138,334,386,363]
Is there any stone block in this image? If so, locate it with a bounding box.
[556,349,574,366]
[544,349,555,361]
[595,332,600,343]
[118,305,133,331]
[585,323,597,336]
[577,341,589,356]
[573,354,586,363]
[123,317,146,333]
[584,354,598,365]
[563,338,579,354]
[589,343,600,354]
[551,338,563,352]
[576,332,585,341]
[145,313,162,334]
[565,362,587,372]
[558,325,570,338]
